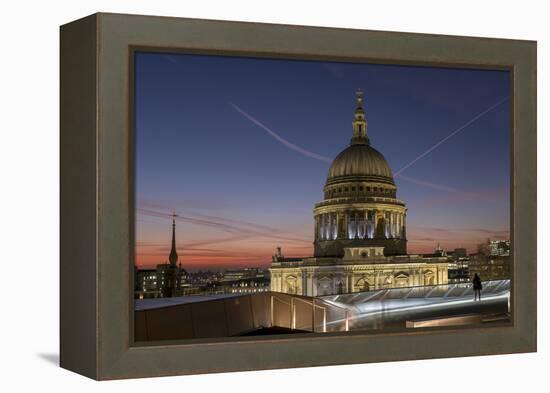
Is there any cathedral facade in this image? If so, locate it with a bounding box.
[270,90,448,296]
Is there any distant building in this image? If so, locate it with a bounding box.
[467,239,511,281]
[221,267,267,282]
[135,217,190,299]
[433,243,446,257]
[453,248,468,258]
[187,270,223,286]
[469,254,511,281]
[205,268,271,294]
[446,248,470,283]
[489,240,510,256]
[156,217,188,297]
[135,268,161,298]
[270,90,449,296]
[221,277,271,294]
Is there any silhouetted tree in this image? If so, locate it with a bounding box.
[477,238,491,256]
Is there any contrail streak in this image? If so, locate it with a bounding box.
[395,174,457,192]
[394,96,509,176]
[139,199,280,232]
[231,103,332,163]
[137,208,311,244]
[231,101,501,194]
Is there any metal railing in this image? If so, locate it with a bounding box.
[269,294,354,333]
[267,280,510,333]
[320,279,510,305]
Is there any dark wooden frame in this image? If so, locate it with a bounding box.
[60,12,537,380]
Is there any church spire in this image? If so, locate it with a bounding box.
[168,215,178,266]
[350,89,369,145]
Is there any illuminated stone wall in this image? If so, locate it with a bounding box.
[270,247,449,297]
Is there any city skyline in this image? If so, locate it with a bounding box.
[135,52,510,271]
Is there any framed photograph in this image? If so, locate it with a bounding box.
[60,13,536,380]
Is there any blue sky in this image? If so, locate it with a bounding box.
[134,52,510,270]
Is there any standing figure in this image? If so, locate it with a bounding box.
[472,273,482,301]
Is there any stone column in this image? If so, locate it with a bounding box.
[394,213,398,238]
[374,210,382,239]
[334,213,338,240]
[348,211,356,239]
[393,212,399,238]
[357,211,364,239]
[334,213,339,240]
[336,211,343,239]
[342,211,348,239]
[314,215,319,241]
[397,213,401,238]
[394,212,399,239]
[366,210,371,239]
[356,211,360,239]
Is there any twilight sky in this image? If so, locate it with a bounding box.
[134,52,510,271]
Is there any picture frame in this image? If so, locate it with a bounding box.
[60,12,536,380]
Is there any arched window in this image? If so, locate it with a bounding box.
[355,277,371,292]
[285,276,298,294]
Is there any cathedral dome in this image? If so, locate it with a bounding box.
[313,89,407,259]
[324,89,395,186]
[327,144,394,184]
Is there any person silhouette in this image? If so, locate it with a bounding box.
[472,273,482,301]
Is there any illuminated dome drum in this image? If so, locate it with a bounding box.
[313,90,407,257]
